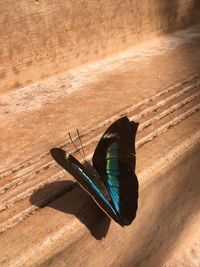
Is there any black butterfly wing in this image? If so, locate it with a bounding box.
[92,116,139,226]
[50,148,123,225]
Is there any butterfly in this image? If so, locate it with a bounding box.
[51,116,139,226]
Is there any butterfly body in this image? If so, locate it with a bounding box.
[51,116,139,226]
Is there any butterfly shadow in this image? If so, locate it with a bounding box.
[29,148,111,240]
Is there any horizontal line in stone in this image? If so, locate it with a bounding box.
[0,182,77,234]
[137,104,200,148]
[0,80,199,199]
[0,73,198,179]
[1,115,199,235]
[137,90,200,131]
[0,171,66,212]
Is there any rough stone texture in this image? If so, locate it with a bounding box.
[0,25,200,171]
[0,0,200,93]
[0,1,200,266]
[0,24,200,266]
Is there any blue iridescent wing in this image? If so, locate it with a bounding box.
[92,116,139,225]
[50,148,123,225]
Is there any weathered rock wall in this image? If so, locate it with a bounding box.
[0,0,200,93]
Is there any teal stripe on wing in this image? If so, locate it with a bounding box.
[75,165,118,216]
[106,143,120,213]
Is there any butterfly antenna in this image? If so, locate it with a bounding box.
[76,129,86,161]
[68,132,85,160]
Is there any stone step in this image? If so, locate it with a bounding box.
[0,74,199,235]
[0,24,200,266]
